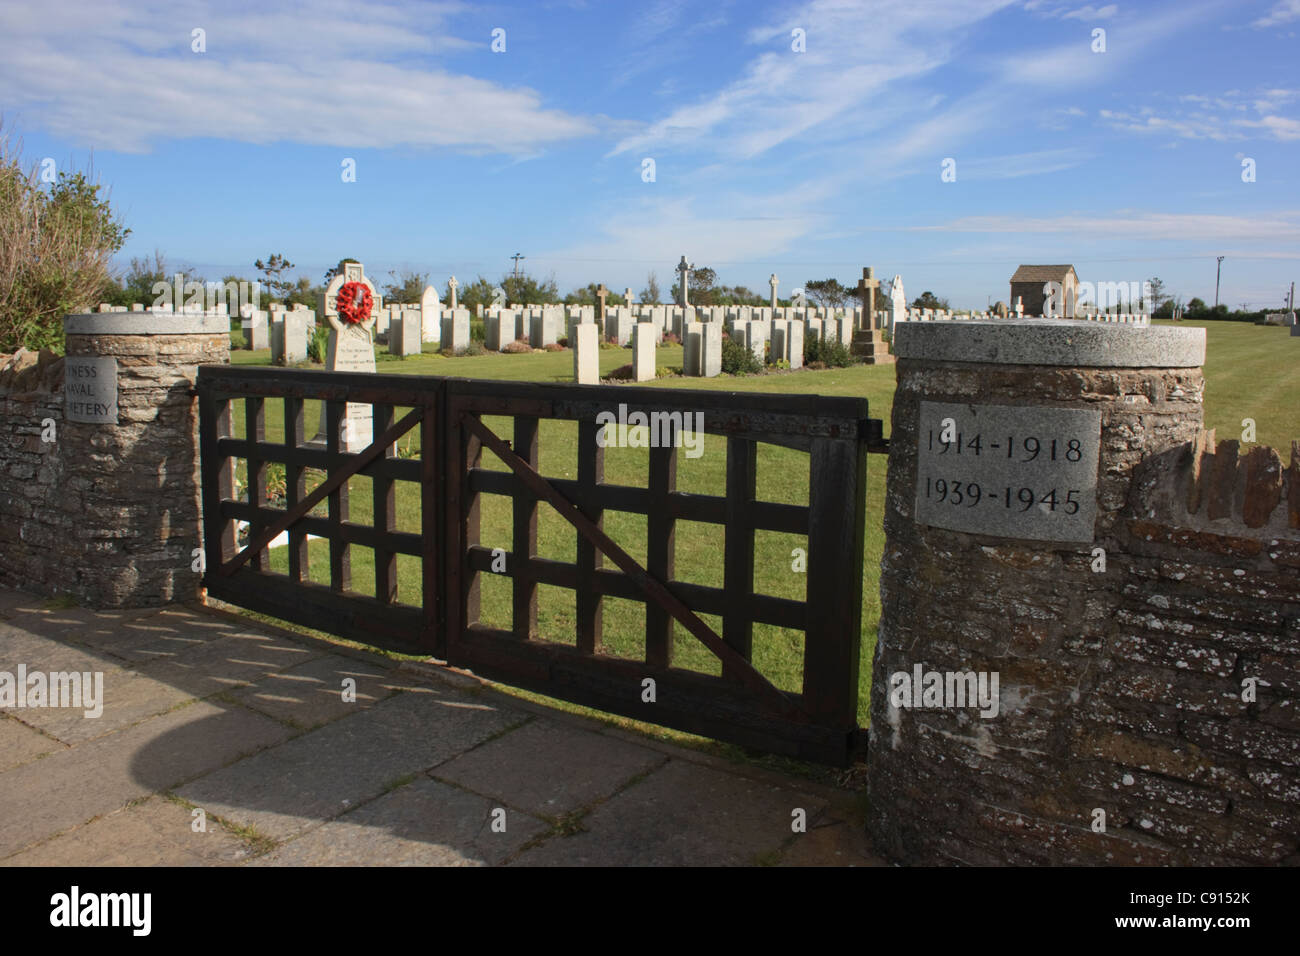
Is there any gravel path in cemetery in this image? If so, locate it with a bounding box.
[0,586,884,867]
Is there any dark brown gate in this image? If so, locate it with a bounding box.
[197,365,876,764]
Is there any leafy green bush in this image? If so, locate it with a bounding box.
[721,334,762,375]
[307,325,330,363]
[229,330,247,350]
[804,336,855,367]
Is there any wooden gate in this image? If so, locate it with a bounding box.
[197,365,876,764]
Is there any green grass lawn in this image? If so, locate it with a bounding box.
[221,320,1298,764]
[1167,320,1299,451]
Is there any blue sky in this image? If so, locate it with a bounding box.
[3,0,1298,309]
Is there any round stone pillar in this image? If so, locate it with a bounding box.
[61,312,230,607]
[867,319,1206,864]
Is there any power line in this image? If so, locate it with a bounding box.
[514,253,1276,267]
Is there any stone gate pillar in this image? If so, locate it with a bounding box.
[61,312,230,607]
[867,318,1208,864]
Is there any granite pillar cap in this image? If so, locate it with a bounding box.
[893,318,1205,368]
[64,312,231,335]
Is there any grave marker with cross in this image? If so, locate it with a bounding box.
[676,255,693,307]
[769,273,779,309]
[595,284,609,336]
[314,260,378,450]
[447,275,459,310]
[856,267,881,331]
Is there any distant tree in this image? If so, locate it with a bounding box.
[911,291,951,311]
[502,272,559,306]
[102,251,202,309]
[1187,297,1207,313]
[562,282,626,306]
[1146,276,1167,311]
[804,278,852,309]
[708,285,766,306]
[457,275,495,313]
[383,268,429,304]
[670,265,717,305]
[640,271,661,304]
[255,253,296,302]
[286,275,322,309]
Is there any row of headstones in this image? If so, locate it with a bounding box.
[96,302,235,314]
[238,306,318,362]
[478,305,863,354]
[569,312,824,383]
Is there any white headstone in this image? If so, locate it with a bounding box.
[700,322,721,377]
[325,317,376,452]
[390,312,422,357]
[441,309,470,352]
[683,321,703,375]
[632,323,656,381]
[573,322,599,384]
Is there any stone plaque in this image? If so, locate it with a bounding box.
[64,356,118,423]
[914,401,1101,543]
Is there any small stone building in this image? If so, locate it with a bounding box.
[1010,264,1078,317]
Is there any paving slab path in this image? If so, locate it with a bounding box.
[0,587,884,867]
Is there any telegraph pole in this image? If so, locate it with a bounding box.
[510,253,525,278]
[1214,256,1224,309]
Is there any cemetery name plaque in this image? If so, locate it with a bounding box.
[64,356,118,423]
[914,401,1101,543]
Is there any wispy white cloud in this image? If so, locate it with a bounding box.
[1252,0,1300,27]
[1101,86,1300,142]
[608,0,1017,160]
[1061,4,1119,20]
[952,149,1091,179]
[0,0,598,153]
[540,177,842,270]
[1234,115,1300,140]
[913,211,1300,242]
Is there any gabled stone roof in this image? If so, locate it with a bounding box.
[1010,264,1077,283]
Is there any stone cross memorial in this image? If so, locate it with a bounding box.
[676,255,693,307]
[769,273,779,309]
[447,275,459,310]
[595,284,609,336]
[318,261,378,452]
[851,266,893,364]
[856,267,880,331]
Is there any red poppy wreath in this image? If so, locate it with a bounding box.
[336,281,373,325]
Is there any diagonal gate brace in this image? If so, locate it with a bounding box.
[220,406,424,576]
[461,413,810,723]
